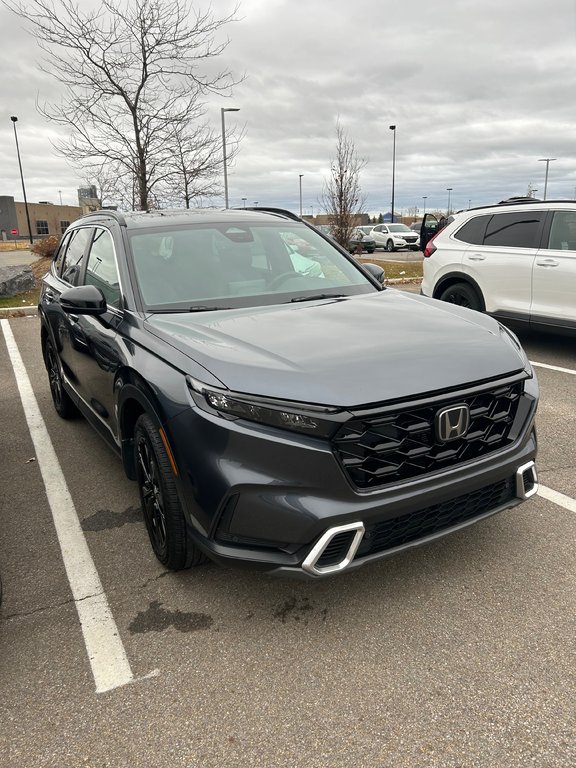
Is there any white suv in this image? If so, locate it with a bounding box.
[370,223,420,251]
[420,199,576,334]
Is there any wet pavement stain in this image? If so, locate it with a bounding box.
[128,600,214,634]
[273,596,320,625]
[82,505,142,531]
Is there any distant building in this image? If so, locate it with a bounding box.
[0,195,83,242]
[77,185,101,212]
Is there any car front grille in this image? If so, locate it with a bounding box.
[332,381,524,491]
[354,476,516,559]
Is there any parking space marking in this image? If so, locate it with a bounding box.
[1,319,134,694]
[530,360,576,376]
[538,484,576,514]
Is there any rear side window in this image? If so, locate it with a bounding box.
[453,215,491,245]
[484,212,544,249]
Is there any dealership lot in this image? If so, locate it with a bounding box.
[0,312,575,768]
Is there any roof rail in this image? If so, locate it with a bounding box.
[80,209,127,226]
[458,197,575,215]
[238,206,303,222]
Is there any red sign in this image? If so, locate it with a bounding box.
[10,228,18,235]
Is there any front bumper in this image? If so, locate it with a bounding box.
[167,378,538,578]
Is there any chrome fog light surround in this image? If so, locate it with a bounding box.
[516,461,538,499]
[302,522,365,576]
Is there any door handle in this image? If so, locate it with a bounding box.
[467,254,486,261]
[535,258,559,267]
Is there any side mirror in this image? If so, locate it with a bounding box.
[362,263,386,285]
[60,284,107,315]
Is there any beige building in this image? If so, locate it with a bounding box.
[0,195,85,242]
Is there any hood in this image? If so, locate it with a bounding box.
[145,291,527,407]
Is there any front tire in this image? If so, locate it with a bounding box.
[134,413,205,570]
[386,240,395,253]
[438,282,483,312]
[44,337,77,419]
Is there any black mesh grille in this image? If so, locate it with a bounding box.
[355,477,516,559]
[333,381,524,490]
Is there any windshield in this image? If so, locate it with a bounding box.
[129,221,378,311]
[388,224,412,232]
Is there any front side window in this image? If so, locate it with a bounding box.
[484,211,544,249]
[60,227,93,286]
[546,211,576,251]
[36,220,49,235]
[84,228,121,308]
[129,221,376,310]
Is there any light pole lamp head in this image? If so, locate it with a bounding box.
[10,115,18,123]
[222,107,240,114]
[389,125,396,131]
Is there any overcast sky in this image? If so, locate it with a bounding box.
[1,0,576,217]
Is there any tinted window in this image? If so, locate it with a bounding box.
[453,215,490,245]
[546,211,576,251]
[484,212,544,249]
[60,227,93,285]
[84,228,121,307]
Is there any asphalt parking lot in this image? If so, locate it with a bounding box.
[0,308,575,768]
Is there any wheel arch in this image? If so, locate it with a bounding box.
[116,370,169,480]
[432,272,486,311]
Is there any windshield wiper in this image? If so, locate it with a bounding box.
[150,305,232,313]
[289,293,348,303]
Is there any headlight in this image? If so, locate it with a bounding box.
[186,376,344,437]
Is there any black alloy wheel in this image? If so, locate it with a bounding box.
[44,338,77,419]
[134,413,205,570]
[438,282,483,312]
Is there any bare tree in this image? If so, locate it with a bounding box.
[161,119,243,208]
[5,0,242,210]
[321,122,366,248]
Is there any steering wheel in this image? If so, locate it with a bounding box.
[267,271,302,290]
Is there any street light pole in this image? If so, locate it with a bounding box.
[389,125,396,223]
[10,116,33,245]
[241,197,246,208]
[538,158,556,201]
[299,174,304,217]
[221,107,240,208]
[446,187,453,216]
[422,196,427,217]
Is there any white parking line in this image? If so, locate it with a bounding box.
[530,360,576,376]
[538,485,576,514]
[1,319,134,694]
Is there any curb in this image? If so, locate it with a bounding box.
[0,306,38,317]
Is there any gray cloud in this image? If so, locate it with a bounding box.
[1,0,575,215]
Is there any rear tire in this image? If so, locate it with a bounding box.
[44,337,78,419]
[134,413,206,570]
[438,282,483,312]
